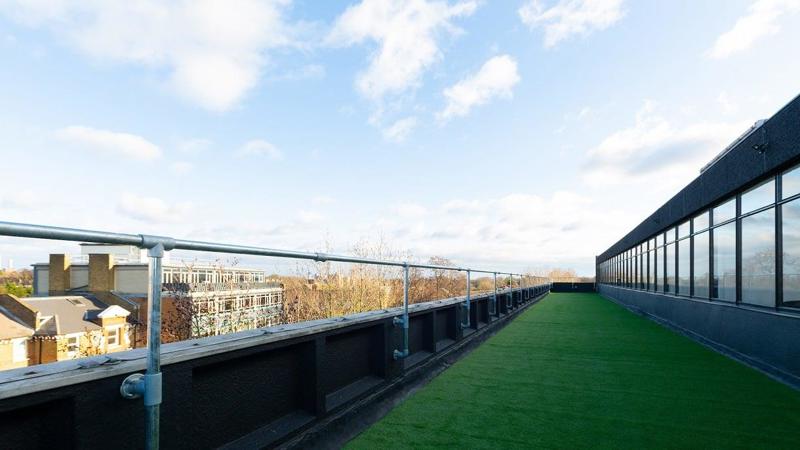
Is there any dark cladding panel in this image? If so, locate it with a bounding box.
[0,398,74,449]
[321,326,381,395]
[191,343,308,448]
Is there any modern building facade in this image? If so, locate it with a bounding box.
[31,244,284,344]
[596,94,800,384]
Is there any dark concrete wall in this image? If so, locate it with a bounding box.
[551,282,595,293]
[599,285,800,385]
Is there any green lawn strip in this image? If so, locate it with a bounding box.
[346,293,800,449]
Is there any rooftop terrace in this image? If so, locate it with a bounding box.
[349,293,800,449]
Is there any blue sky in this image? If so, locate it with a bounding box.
[0,0,799,275]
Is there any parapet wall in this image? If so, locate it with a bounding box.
[0,285,549,449]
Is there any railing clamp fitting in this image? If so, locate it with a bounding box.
[139,234,176,253]
[120,372,162,407]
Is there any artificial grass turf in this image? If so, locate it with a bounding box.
[346,293,800,449]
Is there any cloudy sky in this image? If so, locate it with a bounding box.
[0,0,799,275]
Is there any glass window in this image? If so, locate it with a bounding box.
[713,198,737,225]
[651,247,658,291]
[741,208,775,307]
[656,233,663,247]
[693,211,709,233]
[713,222,736,302]
[782,164,800,199]
[12,339,26,362]
[693,231,709,298]
[107,328,119,347]
[678,238,690,295]
[678,221,690,239]
[666,227,676,243]
[741,179,775,214]
[665,243,675,293]
[782,199,800,308]
[639,244,646,289]
[653,247,664,291]
[67,336,79,354]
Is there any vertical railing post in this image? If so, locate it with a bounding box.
[120,240,166,450]
[144,244,164,450]
[462,269,471,328]
[492,272,497,315]
[507,274,512,309]
[393,263,410,359]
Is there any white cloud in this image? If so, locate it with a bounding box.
[327,0,478,100]
[0,0,294,111]
[709,0,800,59]
[0,190,38,210]
[361,190,632,274]
[312,195,336,206]
[582,101,748,188]
[519,0,625,48]
[297,210,324,224]
[177,138,212,153]
[56,125,162,160]
[438,55,520,121]
[382,116,418,142]
[117,193,193,223]
[394,202,428,218]
[237,139,284,160]
[717,91,739,115]
[170,161,194,175]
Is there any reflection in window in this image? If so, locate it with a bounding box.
[713,222,736,302]
[741,179,775,214]
[678,221,690,239]
[713,198,736,225]
[782,164,800,199]
[648,249,655,290]
[741,208,775,307]
[665,243,675,293]
[693,211,709,232]
[678,238,690,295]
[782,199,800,308]
[653,247,664,291]
[694,231,709,298]
[666,227,676,243]
[639,244,645,289]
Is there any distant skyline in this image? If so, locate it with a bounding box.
[1,0,799,275]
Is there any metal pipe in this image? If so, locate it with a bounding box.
[0,220,515,275]
[462,270,471,329]
[145,244,164,450]
[507,274,512,309]
[393,264,410,360]
[492,272,497,315]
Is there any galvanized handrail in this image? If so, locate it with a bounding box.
[0,220,549,449]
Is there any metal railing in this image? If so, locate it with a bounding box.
[0,220,548,449]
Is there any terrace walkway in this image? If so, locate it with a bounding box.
[347,293,800,449]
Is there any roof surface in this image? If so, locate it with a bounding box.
[21,296,108,334]
[0,306,34,340]
[350,293,800,449]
